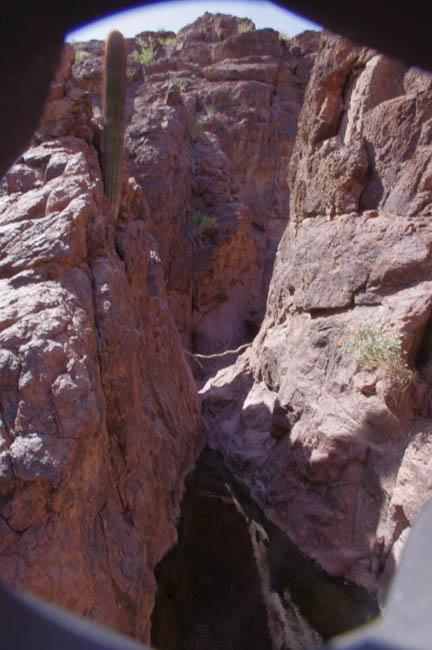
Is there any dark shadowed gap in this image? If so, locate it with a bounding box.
[151,449,379,650]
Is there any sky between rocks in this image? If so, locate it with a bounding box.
[66,0,321,41]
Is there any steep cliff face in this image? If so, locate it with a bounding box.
[0,44,201,643]
[202,30,432,603]
[2,13,432,648]
[73,14,320,353]
[0,15,322,644]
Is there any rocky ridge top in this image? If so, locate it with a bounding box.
[72,13,320,353]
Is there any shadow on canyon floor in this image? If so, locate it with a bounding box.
[151,449,379,650]
[198,355,421,603]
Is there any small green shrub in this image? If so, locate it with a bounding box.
[75,50,89,63]
[189,106,217,140]
[190,210,214,235]
[189,115,206,141]
[340,321,415,392]
[170,76,185,93]
[237,21,254,33]
[159,36,175,46]
[204,104,216,117]
[131,37,156,65]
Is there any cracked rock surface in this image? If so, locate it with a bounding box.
[73,13,320,353]
[201,30,432,604]
[0,45,201,644]
[2,15,432,647]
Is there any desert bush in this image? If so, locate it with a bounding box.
[75,50,89,63]
[190,210,214,235]
[170,76,185,93]
[159,36,175,46]
[189,106,216,141]
[131,37,156,65]
[340,321,416,393]
[237,21,254,33]
[189,115,206,140]
[204,104,216,117]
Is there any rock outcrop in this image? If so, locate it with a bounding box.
[0,44,201,643]
[151,449,377,649]
[2,12,432,648]
[73,14,320,352]
[0,14,321,644]
[202,30,432,604]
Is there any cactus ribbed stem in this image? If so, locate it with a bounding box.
[102,30,126,218]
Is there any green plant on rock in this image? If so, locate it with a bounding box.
[340,321,416,393]
[131,37,156,65]
[159,36,175,46]
[189,106,216,141]
[75,50,89,63]
[237,21,254,33]
[189,115,207,141]
[102,29,126,218]
[204,104,216,117]
[190,210,214,236]
[169,76,185,93]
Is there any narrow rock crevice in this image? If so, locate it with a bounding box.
[415,314,432,381]
[151,449,379,650]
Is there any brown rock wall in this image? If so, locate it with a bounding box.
[6,16,430,642]
[72,15,320,352]
[202,30,432,604]
[0,17,322,642]
[0,47,201,643]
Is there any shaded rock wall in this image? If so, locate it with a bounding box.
[151,450,377,650]
[73,14,320,353]
[0,45,202,643]
[0,16,320,644]
[202,30,432,604]
[3,14,431,647]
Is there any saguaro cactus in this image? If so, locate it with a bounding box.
[102,29,126,218]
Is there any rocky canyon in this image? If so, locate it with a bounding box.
[0,11,431,650]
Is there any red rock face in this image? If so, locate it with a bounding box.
[0,44,201,643]
[0,19,322,643]
[6,14,432,644]
[201,30,432,604]
[73,15,320,353]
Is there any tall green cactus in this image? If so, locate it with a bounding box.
[102,30,126,218]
